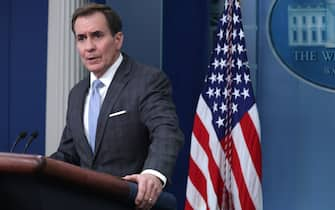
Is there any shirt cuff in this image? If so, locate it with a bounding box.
[141,169,167,188]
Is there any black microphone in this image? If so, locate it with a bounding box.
[23,131,39,153]
[10,131,28,152]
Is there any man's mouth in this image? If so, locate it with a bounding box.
[86,56,100,63]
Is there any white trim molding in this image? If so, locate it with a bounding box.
[46,0,88,155]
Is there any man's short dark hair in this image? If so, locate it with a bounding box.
[71,3,122,36]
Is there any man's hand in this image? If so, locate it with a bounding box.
[123,173,163,210]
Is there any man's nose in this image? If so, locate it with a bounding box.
[84,38,96,51]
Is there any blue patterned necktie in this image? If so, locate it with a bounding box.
[88,79,104,152]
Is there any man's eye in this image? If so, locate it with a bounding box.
[77,35,86,41]
[93,32,103,38]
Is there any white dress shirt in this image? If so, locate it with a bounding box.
[84,54,123,138]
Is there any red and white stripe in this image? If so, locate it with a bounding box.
[185,96,262,210]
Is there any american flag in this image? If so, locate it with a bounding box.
[185,0,262,210]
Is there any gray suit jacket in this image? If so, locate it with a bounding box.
[51,54,184,181]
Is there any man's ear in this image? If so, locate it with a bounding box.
[114,32,124,50]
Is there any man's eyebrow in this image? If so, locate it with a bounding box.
[90,30,104,35]
[76,33,86,37]
[75,30,105,38]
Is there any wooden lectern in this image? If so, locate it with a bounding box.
[0,153,176,210]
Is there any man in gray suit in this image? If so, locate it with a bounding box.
[51,3,184,210]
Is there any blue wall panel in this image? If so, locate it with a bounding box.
[0,0,48,154]
[259,0,335,209]
[106,0,163,69]
[0,0,10,151]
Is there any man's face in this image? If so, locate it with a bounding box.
[74,12,123,78]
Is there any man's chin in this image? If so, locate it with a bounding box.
[86,67,106,77]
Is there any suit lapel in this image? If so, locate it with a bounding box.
[94,56,132,157]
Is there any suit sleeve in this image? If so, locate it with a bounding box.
[139,70,184,182]
[49,90,80,165]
